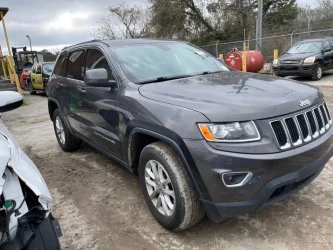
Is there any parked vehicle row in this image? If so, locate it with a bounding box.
[25,62,55,95]
[46,38,333,231]
[273,38,333,80]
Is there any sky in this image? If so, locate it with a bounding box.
[0,0,318,56]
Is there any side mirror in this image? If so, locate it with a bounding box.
[84,68,117,88]
[0,91,23,113]
[325,48,332,52]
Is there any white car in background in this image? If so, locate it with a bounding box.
[0,91,62,249]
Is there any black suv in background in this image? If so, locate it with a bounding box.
[48,39,333,231]
[273,38,333,80]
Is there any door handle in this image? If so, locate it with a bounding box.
[77,86,86,93]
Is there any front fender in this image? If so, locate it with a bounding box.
[126,126,211,202]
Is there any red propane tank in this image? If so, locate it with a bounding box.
[225,50,264,73]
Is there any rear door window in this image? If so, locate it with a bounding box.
[54,53,67,77]
[66,50,85,80]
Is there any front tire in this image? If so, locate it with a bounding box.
[53,109,81,152]
[312,64,323,80]
[139,142,205,231]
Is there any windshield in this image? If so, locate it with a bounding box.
[111,42,230,83]
[43,63,55,75]
[23,66,32,72]
[287,42,323,54]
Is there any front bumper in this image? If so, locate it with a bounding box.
[6,213,62,250]
[273,62,317,76]
[184,125,333,222]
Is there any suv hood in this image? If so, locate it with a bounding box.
[139,72,323,122]
[279,52,319,61]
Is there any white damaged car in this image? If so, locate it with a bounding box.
[0,91,61,249]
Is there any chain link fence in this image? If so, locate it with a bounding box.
[200,28,333,63]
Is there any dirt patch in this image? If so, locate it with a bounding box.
[2,87,333,250]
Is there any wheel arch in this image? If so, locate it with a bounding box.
[48,98,59,121]
[127,127,208,201]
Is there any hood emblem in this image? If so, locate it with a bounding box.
[299,99,311,107]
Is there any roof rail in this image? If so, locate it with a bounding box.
[62,39,104,51]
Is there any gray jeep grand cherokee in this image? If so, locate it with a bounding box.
[47,39,333,231]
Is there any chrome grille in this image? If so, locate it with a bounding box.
[280,60,300,64]
[270,102,332,149]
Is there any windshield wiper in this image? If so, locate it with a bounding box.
[138,74,195,84]
[138,71,223,84]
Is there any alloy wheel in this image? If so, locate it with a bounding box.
[317,66,322,79]
[144,160,175,216]
[55,116,65,145]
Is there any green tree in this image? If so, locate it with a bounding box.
[149,0,299,45]
[39,49,58,62]
[149,0,188,40]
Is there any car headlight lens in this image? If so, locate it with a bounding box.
[273,59,279,66]
[303,56,316,64]
[198,121,261,142]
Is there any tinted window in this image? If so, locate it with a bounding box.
[54,54,67,77]
[324,41,331,51]
[85,49,114,80]
[111,42,229,83]
[43,62,55,75]
[67,50,85,80]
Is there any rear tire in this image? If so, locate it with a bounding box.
[139,141,205,231]
[44,83,48,97]
[52,109,81,152]
[23,79,28,90]
[312,64,323,80]
[28,82,36,95]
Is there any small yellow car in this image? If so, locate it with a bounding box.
[28,62,55,95]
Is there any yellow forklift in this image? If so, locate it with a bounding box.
[0,7,40,93]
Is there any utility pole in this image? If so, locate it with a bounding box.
[256,0,263,51]
[26,35,32,51]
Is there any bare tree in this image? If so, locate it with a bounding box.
[92,2,150,40]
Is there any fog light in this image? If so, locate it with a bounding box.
[222,172,253,188]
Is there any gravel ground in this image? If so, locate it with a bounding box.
[2,73,333,250]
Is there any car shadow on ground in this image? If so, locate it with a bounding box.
[287,70,333,83]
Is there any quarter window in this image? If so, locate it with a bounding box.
[66,50,85,80]
[54,53,67,77]
[85,49,114,80]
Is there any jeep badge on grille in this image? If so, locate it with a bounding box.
[299,99,311,107]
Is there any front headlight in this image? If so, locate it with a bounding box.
[273,59,279,66]
[303,56,316,64]
[198,121,261,142]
